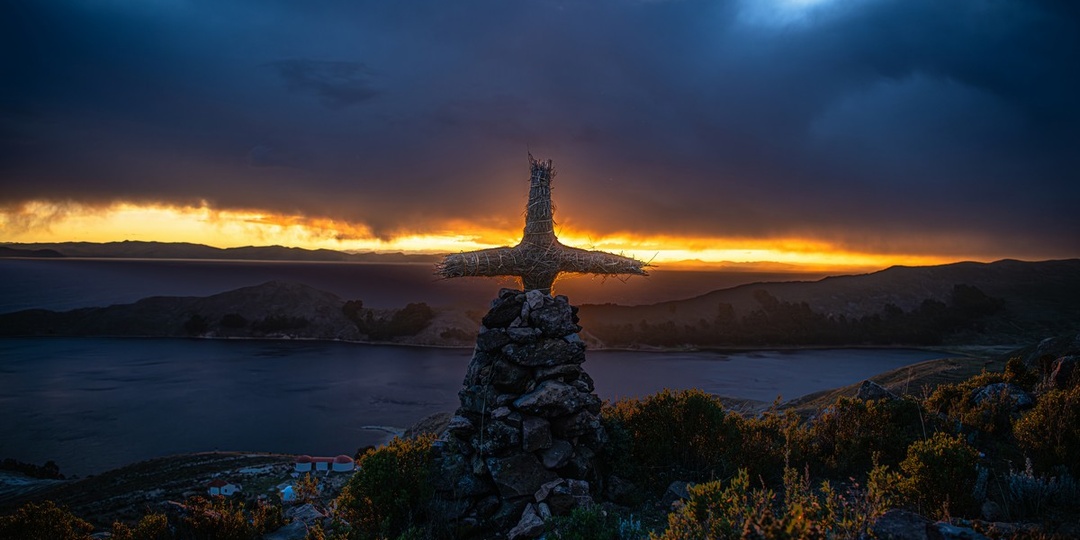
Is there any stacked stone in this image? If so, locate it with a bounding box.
[432,289,607,538]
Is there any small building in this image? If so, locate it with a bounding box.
[294,455,313,473]
[332,454,355,472]
[208,479,241,497]
[279,484,296,503]
[295,454,355,473]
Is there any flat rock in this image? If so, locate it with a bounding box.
[514,380,582,417]
[503,339,585,367]
[856,380,897,401]
[539,439,573,469]
[486,453,559,499]
[521,416,552,452]
[872,509,930,540]
[507,504,545,540]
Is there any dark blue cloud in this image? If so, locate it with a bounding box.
[0,0,1077,257]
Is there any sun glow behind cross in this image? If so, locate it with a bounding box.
[1,200,961,271]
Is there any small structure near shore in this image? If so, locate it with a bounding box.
[294,454,354,473]
[207,479,241,497]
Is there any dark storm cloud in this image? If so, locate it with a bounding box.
[1,0,1077,258]
[268,59,380,109]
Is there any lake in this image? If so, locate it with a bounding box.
[0,337,947,476]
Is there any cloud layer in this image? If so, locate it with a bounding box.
[1,0,1077,258]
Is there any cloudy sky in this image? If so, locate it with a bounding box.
[1,0,1077,266]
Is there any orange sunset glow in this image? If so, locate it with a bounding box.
[1,200,962,271]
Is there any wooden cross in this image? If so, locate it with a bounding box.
[437,156,647,295]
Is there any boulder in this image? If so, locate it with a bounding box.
[486,454,559,499]
[856,380,897,401]
[928,522,990,540]
[535,363,582,382]
[508,504,545,540]
[552,410,601,439]
[491,360,531,393]
[539,439,573,469]
[483,295,525,328]
[514,380,583,417]
[1050,355,1079,389]
[503,339,585,367]
[521,416,553,452]
[477,329,512,353]
[508,327,543,343]
[971,383,1033,412]
[529,298,581,337]
[661,480,694,508]
[871,509,931,540]
[604,474,639,506]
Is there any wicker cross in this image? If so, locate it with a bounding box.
[437,156,647,294]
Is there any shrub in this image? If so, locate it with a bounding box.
[654,466,890,540]
[252,315,310,333]
[898,433,980,518]
[110,513,170,540]
[924,365,1034,437]
[729,406,805,484]
[806,396,925,477]
[335,435,436,540]
[1014,385,1080,476]
[175,496,262,540]
[999,459,1080,521]
[547,505,641,540]
[602,389,739,492]
[0,501,94,540]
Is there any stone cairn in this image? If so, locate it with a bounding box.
[433,157,646,538]
[431,288,607,539]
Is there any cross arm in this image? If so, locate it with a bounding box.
[437,247,524,279]
[557,245,649,277]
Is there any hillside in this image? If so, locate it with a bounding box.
[0,281,476,345]
[578,259,1080,347]
[2,259,1077,348]
[0,240,439,263]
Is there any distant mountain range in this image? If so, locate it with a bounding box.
[1,258,1077,348]
[577,259,1080,347]
[0,241,440,263]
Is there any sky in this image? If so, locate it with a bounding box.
[1,0,1078,268]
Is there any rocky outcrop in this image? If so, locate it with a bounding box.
[856,380,898,401]
[432,289,606,537]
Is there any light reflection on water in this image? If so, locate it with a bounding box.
[0,337,945,476]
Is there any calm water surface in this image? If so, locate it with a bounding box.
[0,338,945,475]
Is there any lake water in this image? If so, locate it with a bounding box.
[0,337,946,476]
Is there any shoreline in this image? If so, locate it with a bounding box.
[0,333,1012,357]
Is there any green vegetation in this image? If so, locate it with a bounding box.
[343,301,435,340]
[590,284,1007,347]
[897,433,980,518]
[0,501,94,540]
[335,435,437,540]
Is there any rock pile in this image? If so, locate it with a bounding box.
[432,289,607,538]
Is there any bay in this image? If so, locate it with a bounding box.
[0,337,945,476]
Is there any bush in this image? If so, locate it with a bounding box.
[1014,385,1080,476]
[602,389,739,492]
[655,466,890,540]
[924,363,1035,437]
[0,501,94,540]
[729,407,804,484]
[806,396,926,478]
[547,505,641,540]
[898,433,980,518]
[1000,459,1080,521]
[335,435,436,540]
[111,513,170,540]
